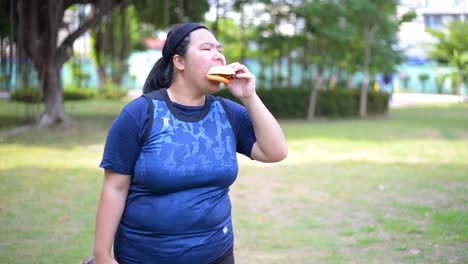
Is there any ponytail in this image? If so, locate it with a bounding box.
[142,57,173,93]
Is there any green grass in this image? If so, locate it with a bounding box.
[1,99,467,263]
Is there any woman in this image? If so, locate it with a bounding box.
[93,22,287,264]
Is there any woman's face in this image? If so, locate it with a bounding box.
[181,28,227,92]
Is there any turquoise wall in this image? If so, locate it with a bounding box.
[4,51,466,96]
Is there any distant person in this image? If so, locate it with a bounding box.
[93,22,288,264]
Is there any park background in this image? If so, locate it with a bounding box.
[1,0,467,263]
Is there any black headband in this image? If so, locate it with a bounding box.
[162,23,208,59]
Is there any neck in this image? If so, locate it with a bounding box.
[167,79,205,106]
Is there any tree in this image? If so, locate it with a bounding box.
[426,20,468,95]
[0,0,15,92]
[131,0,209,28]
[90,0,210,86]
[418,73,429,93]
[15,0,124,128]
[343,0,401,118]
[295,0,350,120]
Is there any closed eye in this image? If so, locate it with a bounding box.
[200,42,223,52]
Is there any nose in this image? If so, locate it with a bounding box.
[213,51,225,64]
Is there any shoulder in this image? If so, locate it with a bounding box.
[120,96,150,123]
[213,96,245,114]
[123,96,149,114]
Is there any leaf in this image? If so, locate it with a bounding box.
[57,214,70,223]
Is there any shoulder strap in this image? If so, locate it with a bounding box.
[141,92,156,146]
[213,95,238,142]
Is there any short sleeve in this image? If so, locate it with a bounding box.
[99,97,150,175]
[221,99,256,158]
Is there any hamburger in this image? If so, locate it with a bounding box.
[206,66,235,84]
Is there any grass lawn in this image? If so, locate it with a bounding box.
[0,99,467,263]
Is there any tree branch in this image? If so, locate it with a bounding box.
[16,0,41,67]
[57,0,122,65]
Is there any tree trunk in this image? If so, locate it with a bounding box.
[307,67,323,120]
[178,0,185,20]
[1,38,4,85]
[270,58,274,88]
[94,23,106,86]
[105,11,114,83]
[240,3,246,64]
[301,47,309,88]
[7,0,14,92]
[273,57,280,88]
[346,74,354,88]
[286,46,293,89]
[163,0,170,26]
[360,23,371,118]
[455,74,461,95]
[120,1,129,84]
[38,64,69,127]
[213,0,219,36]
[16,0,122,127]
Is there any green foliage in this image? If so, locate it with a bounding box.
[435,75,446,94]
[418,73,430,93]
[132,0,209,29]
[11,86,97,102]
[70,58,92,88]
[315,89,359,118]
[63,86,95,101]
[418,73,429,81]
[217,88,389,119]
[399,10,417,24]
[97,83,128,100]
[10,87,42,103]
[0,0,15,37]
[206,18,257,63]
[426,20,468,94]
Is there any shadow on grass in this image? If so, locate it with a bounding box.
[1,101,467,149]
[0,114,117,149]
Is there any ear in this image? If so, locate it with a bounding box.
[173,54,185,71]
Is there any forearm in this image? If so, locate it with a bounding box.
[93,183,129,259]
[240,94,288,162]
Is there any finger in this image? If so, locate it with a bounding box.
[234,72,253,79]
[229,62,248,73]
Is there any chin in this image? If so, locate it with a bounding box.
[206,82,222,94]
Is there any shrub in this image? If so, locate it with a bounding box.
[11,86,95,102]
[216,87,390,119]
[97,83,128,100]
[10,87,42,102]
[64,86,95,101]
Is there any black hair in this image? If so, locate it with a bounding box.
[142,23,207,93]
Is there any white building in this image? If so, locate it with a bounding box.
[398,0,468,60]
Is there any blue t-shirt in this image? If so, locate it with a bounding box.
[100,89,256,264]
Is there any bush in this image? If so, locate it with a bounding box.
[11,86,95,102]
[64,86,95,101]
[216,87,390,119]
[315,89,359,118]
[10,87,42,102]
[97,83,128,100]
